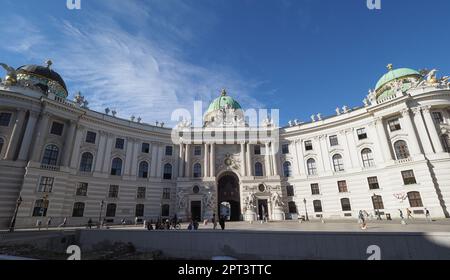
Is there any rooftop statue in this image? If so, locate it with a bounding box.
[0,63,17,85]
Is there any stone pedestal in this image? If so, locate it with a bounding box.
[244,210,257,222]
[272,207,285,221]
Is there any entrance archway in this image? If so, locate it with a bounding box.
[217,172,241,221]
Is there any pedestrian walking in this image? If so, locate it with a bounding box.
[406,208,413,220]
[36,220,42,231]
[46,217,52,230]
[58,217,67,228]
[359,210,367,230]
[212,214,217,230]
[219,215,226,230]
[399,209,407,225]
[425,208,432,222]
[87,218,93,229]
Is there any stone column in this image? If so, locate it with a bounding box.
[339,130,355,168]
[271,142,279,176]
[240,143,246,176]
[69,125,85,169]
[368,121,384,164]
[61,120,77,167]
[412,108,434,154]
[246,143,252,176]
[94,131,107,172]
[156,144,164,177]
[314,136,326,173]
[131,140,140,177]
[264,142,272,176]
[375,117,393,161]
[344,130,360,168]
[18,111,38,161]
[150,143,158,177]
[178,144,185,177]
[124,138,134,176]
[204,143,209,177]
[318,135,332,172]
[210,143,215,177]
[4,109,27,160]
[31,112,51,162]
[294,140,306,175]
[101,134,114,173]
[401,108,422,156]
[185,144,191,178]
[422,106,445,153]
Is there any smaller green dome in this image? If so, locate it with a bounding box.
[375,66,421,91]
[206,89,242,114]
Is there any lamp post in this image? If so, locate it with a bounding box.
[303,198,309,221]
[98,200,104,228]
[9,196,23,232]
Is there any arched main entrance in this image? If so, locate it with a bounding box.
[217,173,241,221]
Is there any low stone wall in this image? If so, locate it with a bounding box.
[77,229,450,260]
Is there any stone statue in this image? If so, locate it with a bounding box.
[203,191,214,210]
[244,192,256,211]
[177,190,187,210]
[367,89,377,104]
[271,192,284,208]
[0,63,17,85]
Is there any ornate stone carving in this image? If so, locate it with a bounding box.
[271,192,284,207]
[176,190,187,210]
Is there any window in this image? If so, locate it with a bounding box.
[50,122,64,136]
[72,202,85,217]
[137,187,146,199]
[0,112,12,126]
[371,195,384,210]
[32,199,49,217]
[407,191,423,207]
[165,146,173,156]
[79,152,93,172]
[115,138,125,149]
[338,180,348,193]
[388,119,402,132]
[110,158,123,176]
[193,185,200,194]
[76,182,88,196]
[367,177,380,190]
[254,145,261,155]
[282,144,290,154]
[441,134,450,152]
[141,143,150,153]
[286,185,294,197]
[108,185,119,198]
[340,198,351,211]
[194,146,202,156]
[193,163,202,178]
[161,204,170,217]
[38,177,54,192]
[394,140,410,159]
[329,135,339,146]
[361,148,375,168]
[106,203,117,217]
[432,112,444,124]
[85,131,96,144]
[138,161,149,178]
[311,183,320,195]
[135,204,144,217]
[313,200,323,213]
[283,161,292,177]
[0,138,3,154]
[307,158,317,175]
[254,162,263,176]
[305,140,313,151]
[42,145,59,166]
[401,170,417,185]
[357,128,368,140]
[288,202,297,214]
[332,154,345,172]
[163,188,171,199]
[163,163,172,179]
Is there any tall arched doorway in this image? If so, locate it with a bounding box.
[217,173,241,221]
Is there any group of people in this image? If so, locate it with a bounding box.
[358,208,432,229]
[36,217,68,230]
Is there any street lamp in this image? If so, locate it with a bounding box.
[303,198,309,221]
[98,200,105,227]
[9,196,23,232]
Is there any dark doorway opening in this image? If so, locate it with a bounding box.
[191,201,201,222]
[258,199,268,220]
[217,173,241,221]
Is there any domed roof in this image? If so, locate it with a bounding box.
[375,65,421,91]
[206,89,242,114]
[16,62,67,91]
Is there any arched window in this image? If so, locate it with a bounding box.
[0,138,4,154]
[307,158,317,175]
[110,158,123,176]
[288,201,297,214]
[161,204,170,217]
[138,161,149,178]
[193,163,202,178]
[441,134,450,153]
[135,204,144,217]
[407,191,423,207]
[79,152,93,172]
[394,140,410,160]
[106,203,117,217]
[32,199,49,217]
[361,148,375,167]
[42,144,59,166]
[283,161,292,177]
[254,162,263,176]
[332,154,344,172]
[72,202,85,217]
[340,198,351,211]
[163,163,172,180]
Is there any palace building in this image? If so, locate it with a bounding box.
[1,61,450,228]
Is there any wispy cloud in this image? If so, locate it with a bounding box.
[0,1,264,125]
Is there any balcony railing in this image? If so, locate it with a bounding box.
[395,157,412,165]
[40,164,60,171]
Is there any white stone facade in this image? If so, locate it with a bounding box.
[1,64,450,228]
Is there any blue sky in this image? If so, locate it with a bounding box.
[1,0,450,126]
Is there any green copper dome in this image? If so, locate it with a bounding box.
[206,89,242,113]
[375,67,421,91]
